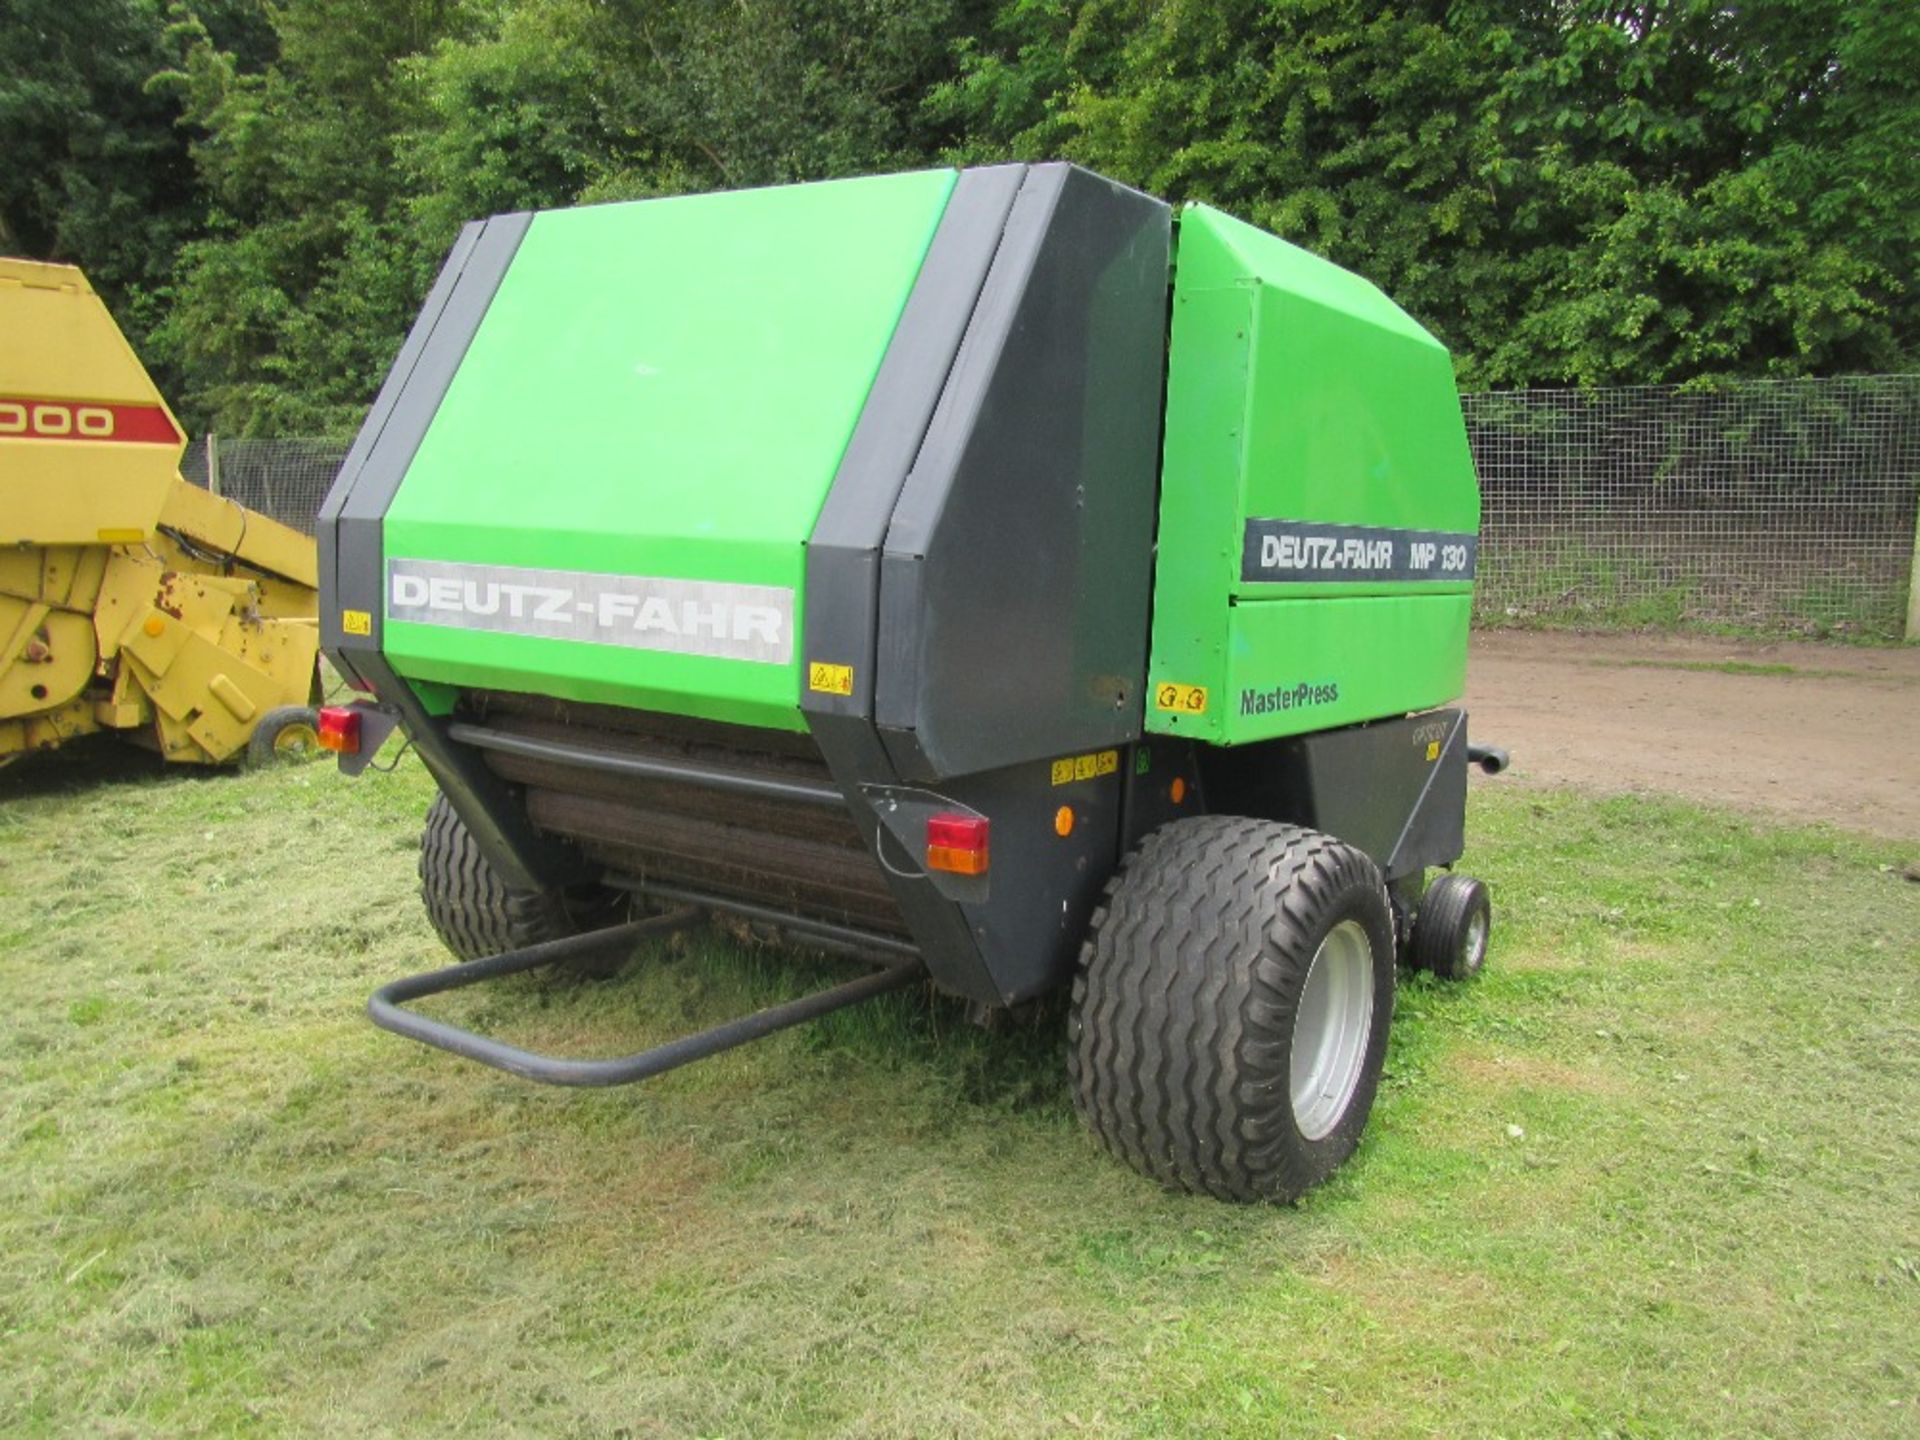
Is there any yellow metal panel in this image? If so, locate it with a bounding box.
[0,550,41,602]
[93,695,146,729]
[0,694,100,757]
[2,448,180,544]
[157,479,320,588]
[130,630,279,759]
[221,613,321,710]
[206,672,258,722]
[0,260,186,545]
[0,260,170,404]
[0,260,321,765]
[0,604,95,718]
[92,550,166,660]
[66,546,108,613]
[122,609,196,679]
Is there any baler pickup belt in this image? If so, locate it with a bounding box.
[368,910,923,1087]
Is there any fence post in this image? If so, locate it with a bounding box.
[1907,503,1920,642]
[206,433,222,497]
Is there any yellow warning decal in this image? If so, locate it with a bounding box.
[1425,740,1441,761]
[1051,748,1120,786]
[341,609,372,636]
[807,661,854,696]
[1154,683,1209,715]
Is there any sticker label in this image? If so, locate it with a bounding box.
[340,609,372,636]
[1239,680,1339,717]
[808,662,854,696]
[1242,518,1477,584]
[1050,749,1120,786]
[1154,683,1209,715]
[386,558,793,664]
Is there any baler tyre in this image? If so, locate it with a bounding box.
[1410,873,1491,981]
[246,705,321,764]
[418,793,625,969]
[1068,816,1396,1203]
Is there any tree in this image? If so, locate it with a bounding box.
[149,0,476,433]
[934,0,1917,387]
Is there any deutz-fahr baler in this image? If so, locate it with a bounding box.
[319,165,1506,1202]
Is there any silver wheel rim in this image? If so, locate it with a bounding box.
[1463,907,1489,971]
[1289,919,1376,1141]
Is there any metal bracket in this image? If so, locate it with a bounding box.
[367,909,924,1088]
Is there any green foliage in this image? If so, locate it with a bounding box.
[1,0,192,347]
[2,0,1914,433]
[943,0,1918,390]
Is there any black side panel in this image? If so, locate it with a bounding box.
[799,166,1028,1007]
[874,164,1171,783]
[315,211,569,890]
[317,212,531,681]
[1196,710,1470,881]
[350,652,583,892]
[802,165,1025,724]
[808,722,1001,1006]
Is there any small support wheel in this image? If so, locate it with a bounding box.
[1410,874,1491,981]
[247,705,321,764]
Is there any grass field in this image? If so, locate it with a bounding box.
[2,745,1916,1437]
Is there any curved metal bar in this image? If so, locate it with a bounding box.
[446,722,848,808]
[617,880,919,961]
[367,909,923,1088]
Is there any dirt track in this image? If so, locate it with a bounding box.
[1465,631,1919,841]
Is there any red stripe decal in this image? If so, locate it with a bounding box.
[0,399,182,445]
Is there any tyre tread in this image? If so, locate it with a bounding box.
[1068,815,1396,1202]
[418,793,572,961]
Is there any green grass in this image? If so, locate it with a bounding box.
[2,745,1916,1437]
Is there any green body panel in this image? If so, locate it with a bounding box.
[380,169,957,731]
[1147,205,1481,745]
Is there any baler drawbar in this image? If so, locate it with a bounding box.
[321,163,1502,1202]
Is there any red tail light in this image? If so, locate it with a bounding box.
[926,813,989,875]
[317,705,362,754]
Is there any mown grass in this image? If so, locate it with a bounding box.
[2,744,1916,1437]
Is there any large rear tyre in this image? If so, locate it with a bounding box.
[418,792,622,965]
[1068,816,1396,1203]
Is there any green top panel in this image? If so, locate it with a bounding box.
[381,168,958,730]
[1147,204,1481,744]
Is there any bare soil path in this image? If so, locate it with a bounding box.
[1466,630,1920,841]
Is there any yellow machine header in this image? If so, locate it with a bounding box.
[1,257,322,764]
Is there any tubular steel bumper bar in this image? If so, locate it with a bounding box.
[446,722,848,808]
[618,880,920,962]
[367,908,924,1088]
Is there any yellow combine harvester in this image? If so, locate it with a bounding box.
[1,258,321,766]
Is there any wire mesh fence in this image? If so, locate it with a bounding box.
[1465,375,1920,639]
[179,374,1920,639]
[180,436,347,539]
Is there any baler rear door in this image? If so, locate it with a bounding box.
[334,170,959,733]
